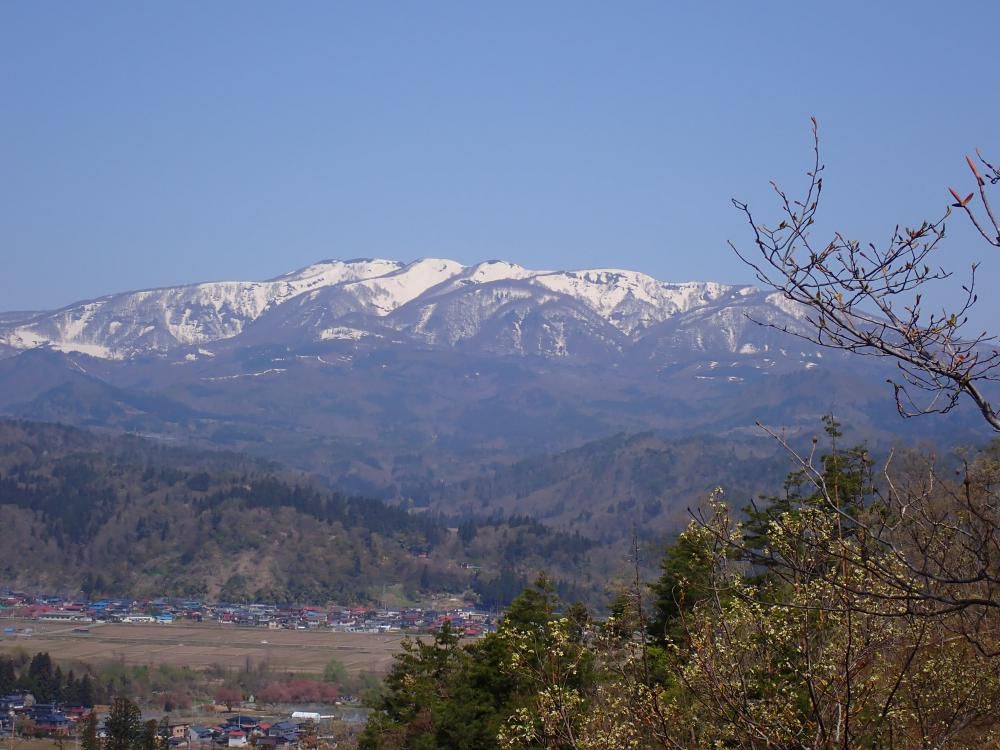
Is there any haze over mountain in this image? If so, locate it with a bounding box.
[0,259,986,511]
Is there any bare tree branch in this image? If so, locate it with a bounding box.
[730,120,1000,430]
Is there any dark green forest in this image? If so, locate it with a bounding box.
[0,651,101,706]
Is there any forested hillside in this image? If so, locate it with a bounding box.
[361,430,1000,748]
[0,420,600,604]
[428,432,792,542]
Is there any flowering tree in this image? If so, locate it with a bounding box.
[214,686,242,712]
[672,497,1000,748]
[495,433,1000,748]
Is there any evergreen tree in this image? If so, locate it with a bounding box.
[648,529,716,646]
[80,713,100,750]
[741,415,873,575]
[139,720,161,750]
[104,697,143,750]
[27,652,55,701]
[53,665,64,702]
[458,520,477,545]
[65,670,78,704]
[79,674,95,707]
[0,657,15,695]
[499,574,557,631]
[359,618,540,750]
[157,716,171,745]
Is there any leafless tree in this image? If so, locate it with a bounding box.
[654,127,1000,746]
[745,428,1000,634]
[724,120,1000,633]
[730,118,1000,430]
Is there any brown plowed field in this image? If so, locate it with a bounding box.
[0,619,406,675]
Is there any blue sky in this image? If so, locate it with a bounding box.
[3,2,999,322]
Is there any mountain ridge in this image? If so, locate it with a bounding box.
[0,257,799,362]
[2,257,987,503]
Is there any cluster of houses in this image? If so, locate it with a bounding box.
[1,593,200,625]
[220,603,495,636]
[0,692,333,747]
[157,714,324,748]
[0,591,498,636]
[194,713,325,749]
[0,693,87,737]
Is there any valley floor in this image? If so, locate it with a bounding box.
[0,619,405,677]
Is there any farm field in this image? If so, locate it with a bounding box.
[6,739,65,750]
[0,619,407,676]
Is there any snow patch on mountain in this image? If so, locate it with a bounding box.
[319,327,377,341]
[765,292,806,319]
[0,257,802,361]
[0,259,404,357]
[423,260,537,299]
[531,269,742,334]
[340,258,466,316]
[278,258,405,292]
[405,286,544,346]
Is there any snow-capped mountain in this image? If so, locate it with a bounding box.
[0,259,403,359]
[1,258,974,501]
[0,258,808,361]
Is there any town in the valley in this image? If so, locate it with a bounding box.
[0,588,500,745]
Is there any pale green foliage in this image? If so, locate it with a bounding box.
[498,617,582,747]
[353,442,1000,748]
[667,497,1000,748]
[501,478,1000,748]
[323,656,347,685]
[498,614,652,750]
